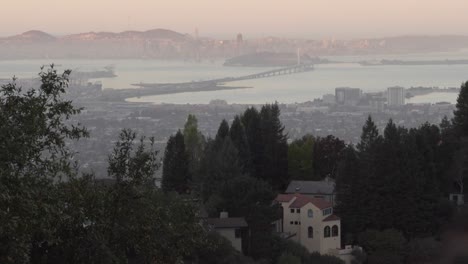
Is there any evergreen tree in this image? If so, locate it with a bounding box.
[241,107,263,178]
[259,103,289,191]
[229,115,252,173]
[183,114,205,185]
[357,115,381,153]
[215,119,230,144]
[335,146,363,238]
[162,130,190,194]
[453,81,468,137]
[201,137,243,202]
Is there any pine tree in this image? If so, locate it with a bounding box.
[229,115,252,174]
[201,137,243,202]
[335,146,363,237]
[215,119,230,144]
[162,130,190,194]
[357,115,381,153]
[241,107,263,177]
[183,114,205,183]
[259,103,289,191]
[453,81,468,137]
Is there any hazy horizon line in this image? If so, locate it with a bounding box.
[2,27,468,40]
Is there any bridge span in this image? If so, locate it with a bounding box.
[133,63,314,89]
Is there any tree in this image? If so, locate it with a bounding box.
[183,114,205,179]
[0,66,88,263]
[258,103,289,191]
[335,146,363,238]
[201,137,243,202]
[357,229,407,264]
[229,115,252,174]
[356,115,380,153]
[162,130,191,194]
[453,81,468,137]
[215,119,230,144]
[241,107,263,177]
[277,253,301,264]
[288,134,314,180]
[313,135,346,179]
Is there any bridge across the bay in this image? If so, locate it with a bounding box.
[231,63,314,81]
[133,63,314,89]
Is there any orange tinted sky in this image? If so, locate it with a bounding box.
[2,0,468,38]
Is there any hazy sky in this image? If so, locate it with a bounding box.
[2,0,468,38]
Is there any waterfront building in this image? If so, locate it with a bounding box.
[387,86,405,106]
[335,87,362,106]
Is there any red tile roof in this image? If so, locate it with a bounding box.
[323,214,340,222]
[275,193,332,210]
[276,194,296,202]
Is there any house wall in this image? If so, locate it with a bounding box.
[217,228,242,252]
[299,203,322,253]
[320,220,341,254]
[281,200,301,243]
[278,197,342,256]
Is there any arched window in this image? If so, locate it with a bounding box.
[324,226,331,238]
[308,209,313,218]
[332,225,339,237]
[308,226,313,238]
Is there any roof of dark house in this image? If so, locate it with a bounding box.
[285,180,335,195]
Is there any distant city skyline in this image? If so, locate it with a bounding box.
[3,0,468,39]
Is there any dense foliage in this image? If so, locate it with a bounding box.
[3,66,468,264]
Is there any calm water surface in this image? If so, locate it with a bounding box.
[0,54,465,104]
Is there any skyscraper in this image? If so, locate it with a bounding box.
[387,87,405,106]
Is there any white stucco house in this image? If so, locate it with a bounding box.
[274,193,341,255]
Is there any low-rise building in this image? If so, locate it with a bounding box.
[274,193,341,255]
[206,212,248,253]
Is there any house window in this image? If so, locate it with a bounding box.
[235,228,242,238]
[322,208,332,216]
[296,209,300,213]
[308,226,313,238]
[332,225,339,237]
[290,221,294,225]
[308,209,313,218]
[324,226,331,238]
[290,209,295,213]
[294,221,299,225]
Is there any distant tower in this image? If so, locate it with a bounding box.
[236,33,243,44]
[236,33,244,56]
[194,27,199,40]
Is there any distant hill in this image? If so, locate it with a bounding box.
[63,28,188,41]
[6,30,56,42]
[1,29,468,60]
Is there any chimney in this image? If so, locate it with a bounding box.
[220,211,229,219]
